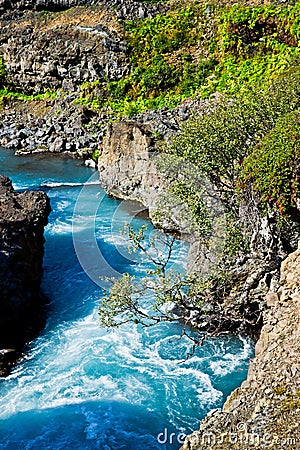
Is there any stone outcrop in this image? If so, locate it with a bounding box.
[0,175,50,375]
[0,94,213,159]
[0,7,129,94]
[97,118,220,236]
[0,96,106,156]
[181,245,300,450]
[0,0,168,22]
[98,120,163,216]
[0,1,168,96]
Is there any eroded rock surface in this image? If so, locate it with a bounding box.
[98,120,162,214]
[181,245,300,450]
[0,175,50,375]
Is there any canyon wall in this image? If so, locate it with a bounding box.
[181,245,300,450]
[0,175,50,375]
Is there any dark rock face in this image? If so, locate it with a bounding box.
[0,98,106,156]
[0,175,50,375]
[0,9,129,94]
[0,1,168,94]
[0,0,167,21]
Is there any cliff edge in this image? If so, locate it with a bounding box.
[181,245,300,449]
[0,175,50,375]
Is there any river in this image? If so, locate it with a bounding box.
[0,149,253,449]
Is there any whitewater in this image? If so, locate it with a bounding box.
[0,150,253,449]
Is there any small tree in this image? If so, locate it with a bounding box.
[99,224,192,329]
[98,225,260,354]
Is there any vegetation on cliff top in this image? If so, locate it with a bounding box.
[166,68,300,217]
[76,0,300,115]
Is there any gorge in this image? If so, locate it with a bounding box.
[0,149,252,449]
[0,0,300,448]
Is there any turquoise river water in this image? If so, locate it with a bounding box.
[0,149,253,449]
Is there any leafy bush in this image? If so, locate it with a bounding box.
[240,110,300,217]
[166,71,300,209]
[205,2,300,95]
[0,87,57,102]
[0,55,6,88]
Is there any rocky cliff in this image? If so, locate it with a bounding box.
[0,175,50,375]
[0,2,169,157]
[0,0,299,440]
[0,7,129,95]
[98,120,165,220]
[181,245,300,450]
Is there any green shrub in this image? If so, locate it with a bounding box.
[0,55,6,87]
[0,88,57,102]
[167,72,299,204]
[240,110,300,217]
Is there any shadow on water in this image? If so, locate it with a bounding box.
[0,400,180,450]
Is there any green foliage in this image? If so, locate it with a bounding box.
[167,73,300,210]
[99,225,191,329]
[125,7,206,60]
[91,149,100,163]
[100,4,217,115]
[204,2,300,95]
[0,55,6,84]
[223,213,249,258]
[0,88,57,102]
[152,153,219,241]
[240,110,300,217]
[171,180,213,236]
[77,1,300,116]
[217,3,300,57]
[161,68,300,257]
[98,225,245,343]
[99,273,137,327]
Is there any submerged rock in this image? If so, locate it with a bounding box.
[0,175,51,375]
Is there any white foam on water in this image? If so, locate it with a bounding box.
[100,234,130,247]
[0,310,224,435]
[209,336,253,376]
[40,181,101,188]
[56,200,71,212]
[46,219,74,235]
